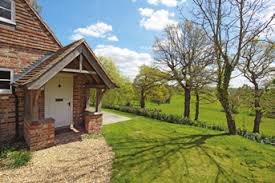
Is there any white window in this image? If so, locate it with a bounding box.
[0,68,13,94]
[0,0,15,25]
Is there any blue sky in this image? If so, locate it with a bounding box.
[39,0,187,79]
[39,0,187,50]
[38,0,270,87]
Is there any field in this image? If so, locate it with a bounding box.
[143,94,275,136]
[103,110,275,183]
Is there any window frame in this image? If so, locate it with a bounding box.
[0,68,14,94]
[0,0,16,25]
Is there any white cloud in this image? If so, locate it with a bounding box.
[148,0,178,7]
[139,8,154,16]
[107,35,119,42]
[230,74,251,88]
[139,8,177,30]
[94,45,153,79]
[71,22,119,41]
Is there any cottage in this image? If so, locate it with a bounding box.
[0,0,116,150]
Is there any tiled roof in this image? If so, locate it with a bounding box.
[15,39,84,85]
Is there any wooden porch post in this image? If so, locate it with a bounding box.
[85,88,91,111]
[25,89,42,121]
[95,89,106,112]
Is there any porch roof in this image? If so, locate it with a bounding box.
[14,39,117,89]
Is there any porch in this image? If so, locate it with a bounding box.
[13,39,116,151]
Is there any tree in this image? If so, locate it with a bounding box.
[148,85,171,105]
[133,65,168,108]
[32,0,42,14]
[92,57,135,106]
[239,40,274,133]
[192,67,215,121]
[154,20,212,119]
[191,0,274,134]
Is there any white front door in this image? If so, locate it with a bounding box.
[45,73,73,128]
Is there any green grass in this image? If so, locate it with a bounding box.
[143,94,275,136]
[0,147,31,169]
[103,110,275,183]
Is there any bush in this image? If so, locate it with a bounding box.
[104,104,275,146]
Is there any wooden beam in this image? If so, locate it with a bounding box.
[87,84,107,89]
[95,89,106,112]
[27,48,81,89]
[82,46,116,89]
[62,68,97,75]
[26,89,42,121]
[82,57,101,84]
[79,54,83,71]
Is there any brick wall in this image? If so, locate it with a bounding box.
[24,118,55,151]
[0,43,48,74]
[84,112,103,134]
[0,88,44,142]
[73,74,90,127]
[0,88,25,142]
[0,0,61,52]
[0,43,48,142]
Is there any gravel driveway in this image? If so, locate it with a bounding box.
[0,136,113,183]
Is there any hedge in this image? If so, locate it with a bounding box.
[103,104,275,146]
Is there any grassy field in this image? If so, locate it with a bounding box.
[143,94,275,136]
[103,110,275,183]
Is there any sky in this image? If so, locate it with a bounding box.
[38,0,274,88]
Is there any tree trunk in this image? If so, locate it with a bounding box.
[194,91,200,121]
[140,90,145,108]
[183,88,191,119]
[253,86,262,133]
[217,65,237,135]
[253,110,262,133]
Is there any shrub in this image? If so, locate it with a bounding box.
[7,151,31,168]
[0,146,31,169]
[104,104,275,146]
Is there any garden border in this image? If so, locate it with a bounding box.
[104,104,275,146]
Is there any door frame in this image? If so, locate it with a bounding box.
[44,73,73,128]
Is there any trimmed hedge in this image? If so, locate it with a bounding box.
[104,104,275,146]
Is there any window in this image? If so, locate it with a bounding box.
[0,0,15,25]
[0,68,13,94]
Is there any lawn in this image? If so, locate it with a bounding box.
[143,94,275,136]
[103,110,275,183]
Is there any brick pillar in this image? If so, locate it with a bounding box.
[84,112,103,134]
[24,118,55,151]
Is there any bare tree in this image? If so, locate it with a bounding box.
[193,68,215,121]
[191,0,274,134]
[239,40,274,133]
[154,20,212,119]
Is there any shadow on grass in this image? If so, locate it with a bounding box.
[110,133,250,183]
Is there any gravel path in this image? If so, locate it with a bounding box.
[102,111,130,125]
[0,137,113,183]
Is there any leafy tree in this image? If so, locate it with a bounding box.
[148,85,171,105]
[133,65,168,108]
[154,20,213,119]
[91,57,135,106]
[191,0,274,134]
[32,0,42,14]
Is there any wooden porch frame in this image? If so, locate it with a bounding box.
[24,89,42,121]
[27,43,116,90]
